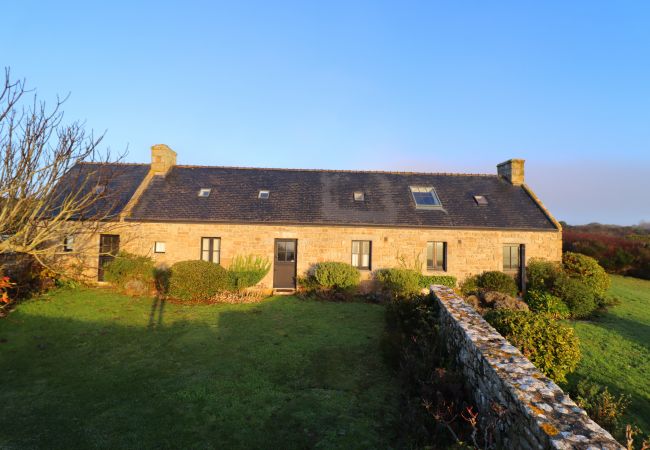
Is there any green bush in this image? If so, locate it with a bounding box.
[168,260,230,300]
[477,271,518,296]
[525,289,570,319]
[485,309,580,383]
[419,274,457,289]
[312,262,360,290]
[552,276,597,319]
[459,274,479,297]
[375,268,421,297]
[573,379,631,435]
[104,252,155,294]
[228,255,271,291]
[563,252,610,298]
[526,258,562,292]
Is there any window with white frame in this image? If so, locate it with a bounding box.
[351,240,371,270]
[154,242,166,253]
[201,237,221,263]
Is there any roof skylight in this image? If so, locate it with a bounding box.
[409,186,442,209]
[474,195,488,206]
[353,191,365,201]
[198,188,211,198]
[258,190,270,199]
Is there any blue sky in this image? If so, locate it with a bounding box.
[3,1,649,225]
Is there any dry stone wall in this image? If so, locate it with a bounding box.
[430,285,623,450]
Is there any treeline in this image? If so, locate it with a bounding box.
[561,222,650,280]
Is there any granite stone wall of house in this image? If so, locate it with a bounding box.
[430,285,623,450]
[76,222,561,285]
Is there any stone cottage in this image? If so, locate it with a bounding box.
[61,144,562,289]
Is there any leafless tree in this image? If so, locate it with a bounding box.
[0,67,127,275]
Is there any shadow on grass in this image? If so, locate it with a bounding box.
[0,297,398,449]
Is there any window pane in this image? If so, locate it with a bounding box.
[202,250,211,262]
[213,250,220,264]
[286,250,295,262]
[202,238,210,251]
[277,250,286,262]
[362,254,369,268]
[277,241,286,253]
[285,241,295,253]
[352,241,359,254]
[436,242,445,268]
[426,242,434,269]
[511,246,519,268]
[213,238,220,250]
[503,246,510,268]
[352,254,359,267]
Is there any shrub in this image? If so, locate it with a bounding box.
[525,289,570,319]
[477,271,518,296]
[563,252,610,298]
[526,258,562,292]
[419,274,457,289]
[375,268,421,297]
[485,309,580,383]
[228,255,271,291]
[104,252,155,295]
[168,260,230,301]
[460,274,479,297]
[552,276,597,319]
[573,379,630,435]
[312,262,360,290]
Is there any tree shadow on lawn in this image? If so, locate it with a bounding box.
[0,297,399,449]
[582,312,650,353]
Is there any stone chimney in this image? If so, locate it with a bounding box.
[497,159,525,185]
[151,144,177,175]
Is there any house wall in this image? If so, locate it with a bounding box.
[77,221,561,287]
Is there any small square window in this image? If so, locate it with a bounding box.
[410,186,442,209]
[198,188,211,197]
[93,185,106,195]
[474,195,488,206]
[63,236,74,252]
[259,190,270,199]
[154,242,166,253]
[353,191,365,201]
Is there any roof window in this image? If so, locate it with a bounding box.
[93,184,106,195]
[198,188,212,198]
[409,186,442,209]
[353,191,365,201]
[258,190,270,199]
[474,195,488,206]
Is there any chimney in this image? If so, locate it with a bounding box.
[151,144,177,175]
[497,159,525,185]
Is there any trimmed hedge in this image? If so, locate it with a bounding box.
[169,260,230,300]
[552,275,597,319]
[563,252,610,298]
[485,309,580,383]
[526,258,562,292]
[104,252,155,295]
[477,271,518,296]
[525,289,570,319]
[228,255,271,291]
[312,262,360,290]
[375,268,421,297]
[419,274,457,289]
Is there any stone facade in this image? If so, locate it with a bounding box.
[76,220,561,286]
[431,285,623,450]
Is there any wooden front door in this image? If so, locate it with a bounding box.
[273,239,297,289]
[98,234,120,281]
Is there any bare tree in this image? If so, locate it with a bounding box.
[0,67,127,275]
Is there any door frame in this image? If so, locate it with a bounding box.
[273,238,297,289]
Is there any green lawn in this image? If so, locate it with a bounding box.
[0,289,400,449]
[567,275,650,434]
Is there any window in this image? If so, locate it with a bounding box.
[427,241,447,271]
[353,191,365,201]
[473,195,488,206]
[258,190,270,199]
[154,242,166,253]
[63,235,74,252]
[93,185,106,195]
[503,244,521,272]
[351,240,371,270]
[410,186,442,209]
[201,237,221,263]
[198,188,211,198]
[276,240,296,262]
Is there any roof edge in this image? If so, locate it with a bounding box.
[521,184,563,231]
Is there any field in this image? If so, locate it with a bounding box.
[568,275,650,435]
[0,289,400,449]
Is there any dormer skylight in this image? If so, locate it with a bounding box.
[258,190,270,199]
[409,186,442,209]
[198,188,211,198]
[474,195,488,206]
[93,184,106,195]
[353,191,365,201]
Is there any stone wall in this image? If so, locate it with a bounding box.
[430,285,623,450]
[73,221,561,284]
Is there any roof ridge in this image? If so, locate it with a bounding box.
[172,164,497,177]
[78,161,150,167]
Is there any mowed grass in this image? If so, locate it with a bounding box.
[0,289,400,449]
[567,275,650,434]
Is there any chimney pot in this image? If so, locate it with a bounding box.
[151,144,177,175]
[497,159,525,185]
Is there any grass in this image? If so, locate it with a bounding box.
[0,288,400,449]
[567,275,650,435]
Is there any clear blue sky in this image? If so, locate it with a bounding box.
[3,1,649,225]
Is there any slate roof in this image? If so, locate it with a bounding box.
[54,163,150,219]
[125,165,558,230]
